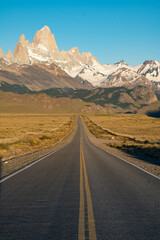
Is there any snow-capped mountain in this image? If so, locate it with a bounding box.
[71,60,147,87]
[12,26,98,71]
[72,59,160,89]
[0,63,90,91]
[67,60,131,86]
[0,47,14,69]
[137,60,160,82]
[0,25,160,90]
[101,67,153,88]
[0,47,5,59]
[69,63,108,86]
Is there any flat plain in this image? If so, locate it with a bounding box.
[88,114,160,142]
[83,114,160,161]
[0,114,75,161]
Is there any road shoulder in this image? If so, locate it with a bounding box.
[81,117,160,178]
[1,116,78,180]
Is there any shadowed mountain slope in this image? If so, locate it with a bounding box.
[0,63,93,91]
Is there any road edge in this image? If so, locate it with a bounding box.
[0,116,78,182]
[81,116,160,180]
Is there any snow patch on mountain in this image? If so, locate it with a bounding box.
[101,67,153,88]
[38,44,48,52]
[137,60,160,82]
[71,60,145,87]
[28,48,49,62]
[0,25,160,91]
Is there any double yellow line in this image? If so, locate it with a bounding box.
[78,137,97,240]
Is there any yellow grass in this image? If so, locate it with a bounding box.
[88,114,160,143]
[0,114,75,160]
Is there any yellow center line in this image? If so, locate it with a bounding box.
[78,143,85,240]
[78,137,97,240]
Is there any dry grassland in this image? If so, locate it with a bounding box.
[83,114,160,161]
[0,114,75,161]
[88,114,160,143]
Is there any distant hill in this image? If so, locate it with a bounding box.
[0,90,106,114]
[0,83,159,114]
[39,85,157,110]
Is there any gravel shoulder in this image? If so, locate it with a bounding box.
[82,117,160,178]
[1,117,78,180]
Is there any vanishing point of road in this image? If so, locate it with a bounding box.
[0,117,160,239]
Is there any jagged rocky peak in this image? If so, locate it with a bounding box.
[68,47,80,54]
[19,34,26,44]
[32,25,59,52]
[0,47,5,58]
[40,25,51,32]
[13,34,30,64]
[114,60,128,66]
[82,51,98,64]
[60,46,98,69]
[61,47,80,57]
[3,25,100,71]
[143,60,155,65]
[3,25,159,89]
[15,34,30,48]
[137,59,160,82]
[6,50,13,60]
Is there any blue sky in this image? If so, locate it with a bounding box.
[0,0,160,65]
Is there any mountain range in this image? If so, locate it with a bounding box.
[0,26,160,114]
[0,25,160,91]
[0,82,159,114]
[0,90,107,114]
[0,63,90,91]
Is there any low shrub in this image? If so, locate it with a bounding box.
[39,135,51,140]
[0,143,10,150]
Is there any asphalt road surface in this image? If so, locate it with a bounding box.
[0,117,160,240]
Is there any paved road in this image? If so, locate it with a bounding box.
[0,117,160,240]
